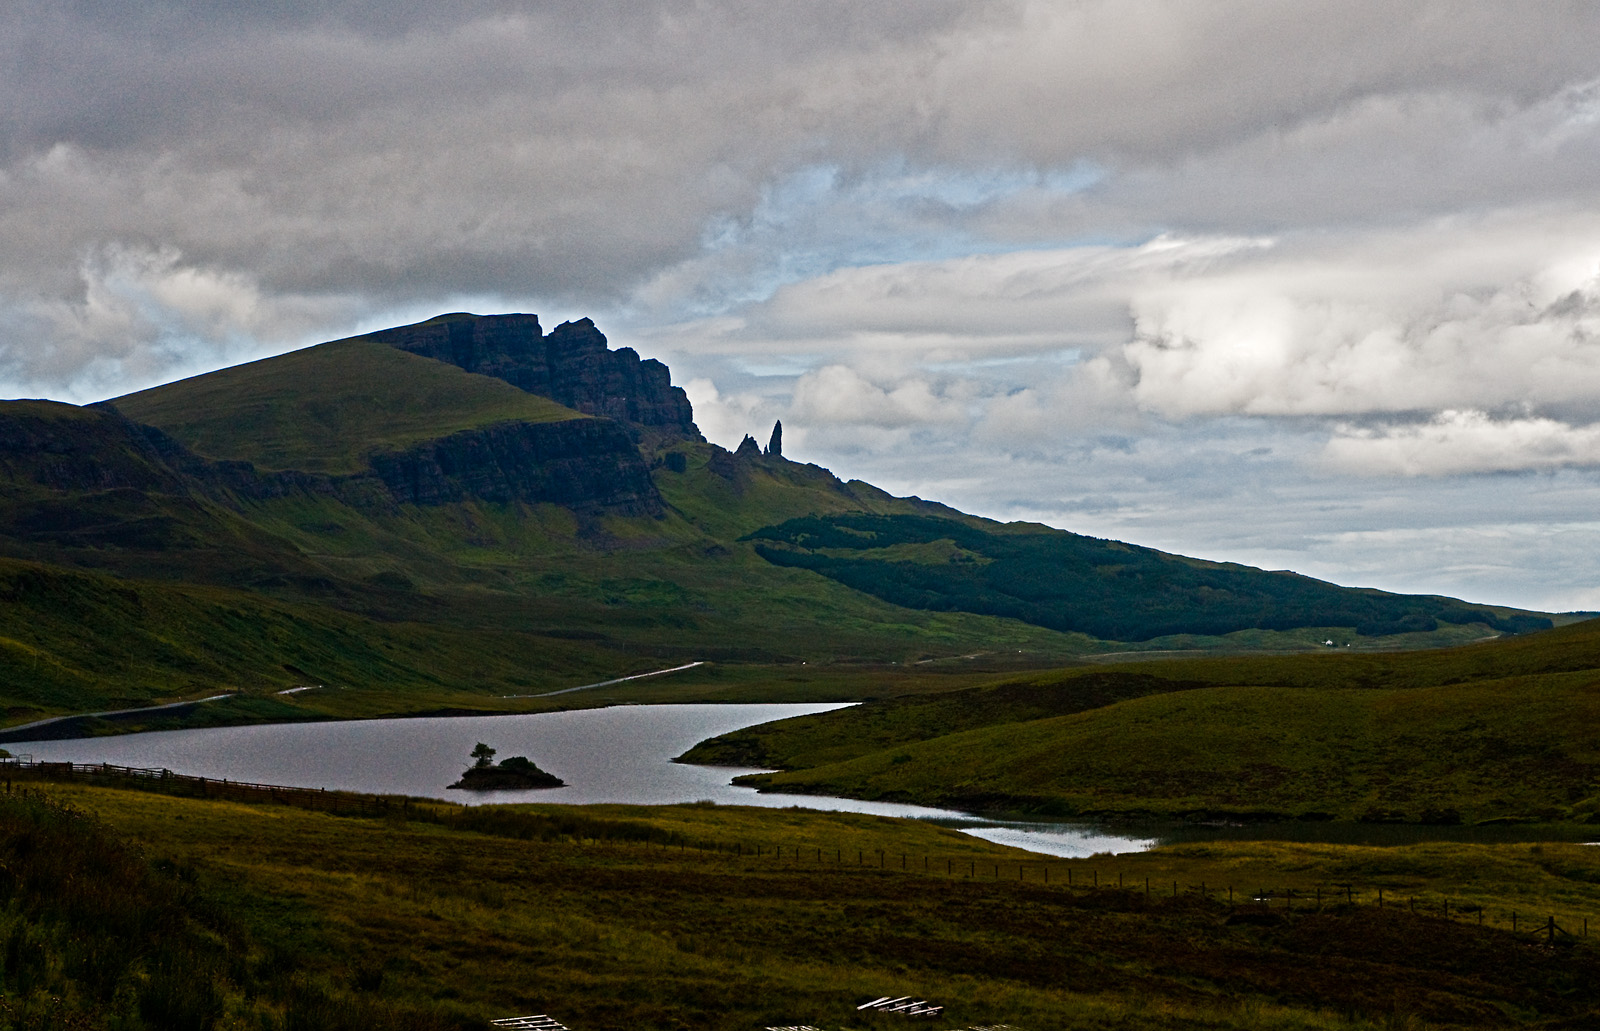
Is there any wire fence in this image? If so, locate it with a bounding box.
[0,757,405,817]
[4,756,1592,944]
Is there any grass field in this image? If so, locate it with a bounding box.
[697,619,1600,824]
[6,779,1600,1030]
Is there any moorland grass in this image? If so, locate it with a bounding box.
[112,339,584,475]
[737,673,1600,823]
[17,781,1600,1030]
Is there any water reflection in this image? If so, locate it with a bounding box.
[5,703,1153,857]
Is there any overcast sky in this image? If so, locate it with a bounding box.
[6,1,1600,611]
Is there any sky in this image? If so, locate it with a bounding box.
[6,1,1600,612]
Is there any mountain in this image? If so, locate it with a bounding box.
[0,312,1564,730]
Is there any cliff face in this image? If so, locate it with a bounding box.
[368,418,662,516]
[0,401,660,519]
[364,314,701,438]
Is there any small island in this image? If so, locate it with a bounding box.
[448,743,564,791]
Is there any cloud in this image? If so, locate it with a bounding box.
[0,242,354,401]
[791,365,968,429]
[1121,217,1600,420]
[1324,411,1600,476]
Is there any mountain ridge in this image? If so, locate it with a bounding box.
[0,311,1569,730]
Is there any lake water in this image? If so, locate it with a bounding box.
[5,703,1155,858]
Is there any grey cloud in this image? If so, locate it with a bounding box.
[10,0,1600,610]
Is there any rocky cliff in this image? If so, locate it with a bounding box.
[368,418,661,516]
[0,401,660,519]
[363,313,701,438]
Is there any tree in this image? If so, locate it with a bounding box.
[470,742,496,769]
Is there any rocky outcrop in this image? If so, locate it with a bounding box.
[364,313,701,438]
[0,400,661,520]
[367,418,661,516]
[766,420,783,459]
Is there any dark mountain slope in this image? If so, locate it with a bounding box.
[748,512,1552,642]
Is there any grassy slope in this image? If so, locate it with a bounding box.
[713,620,1600,822]
[221,443,1092,665]
[688,620,1600,771]
[741,673,1600,822]
[747,512,1557,644]
[0,555,660,724]
[679,670,1204,769]
[112,338,583,474]
[27,780,1600,1030]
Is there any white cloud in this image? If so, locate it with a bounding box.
[1122,217,1600,419]
[790,365,968,429]
[0,242,354,401]
[1324,411,1600,476]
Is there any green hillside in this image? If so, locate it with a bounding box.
[0,310,1567,731]
[749,512,1552,641]
[113,337,583,474]
[687,617,1600,772]
[722,618,1600,823]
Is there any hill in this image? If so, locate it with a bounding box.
[748,512,1549,640]
[114,336,586,475]
[709,617,1600,823]
[0,310,1563,729]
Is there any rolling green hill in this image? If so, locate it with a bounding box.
[712,618,1600,824]
[113,337,584,475]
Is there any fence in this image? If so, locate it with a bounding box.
[565,835,1596,944]
[4,757,1591,944]
[0,757,406,817]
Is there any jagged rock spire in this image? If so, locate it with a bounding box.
[765,420,783,459]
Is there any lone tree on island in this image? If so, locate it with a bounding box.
[449,743,564,791]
